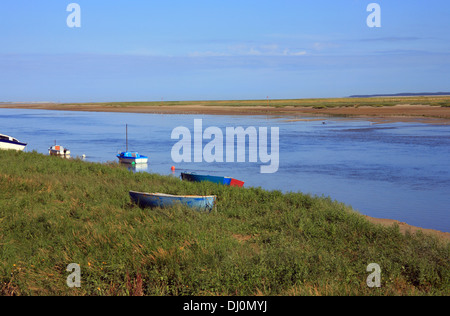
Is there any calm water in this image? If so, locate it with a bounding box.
[1,108,449,232]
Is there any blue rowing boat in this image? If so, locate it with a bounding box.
[129,191,216,212]
[181,172,244,187]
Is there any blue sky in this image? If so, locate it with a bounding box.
[0,0,449,102]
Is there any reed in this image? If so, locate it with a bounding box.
[0,150,448,295]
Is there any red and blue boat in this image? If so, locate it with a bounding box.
[181,172,244,187]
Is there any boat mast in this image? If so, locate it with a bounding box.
[126,124,128,152]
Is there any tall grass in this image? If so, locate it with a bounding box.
[0,150,448,295]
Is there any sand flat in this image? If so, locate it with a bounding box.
[1,102,449,124]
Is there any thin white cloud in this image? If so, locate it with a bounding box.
[188,51,231,57]
[287,50,307,56]
[312,42,341,51]
[189,43,307,57]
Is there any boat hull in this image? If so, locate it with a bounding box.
[118,157,148,164]
[181,172,244,187]
[0,134,27,151]
[0,141,26,151]
[229,178,245,187]
[129,191,216,212]
[117,151,148,164]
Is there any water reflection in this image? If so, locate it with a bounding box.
[120,162,149,173]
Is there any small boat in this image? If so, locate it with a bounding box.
[181,172,244,187]
[117,124,148,164]
[129,191,216,212]
[117,151,148,164]
[49,145,71,158]
[0,134,27,151]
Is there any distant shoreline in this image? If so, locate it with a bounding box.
[348,92,450,98]
[1,98,450,124]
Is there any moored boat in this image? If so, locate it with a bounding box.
[0,134,27,151]
[181,172,244,187]
[117,151,148,164]
[117,124,148,164]
[129,191,216,212]
[49,145,71,158]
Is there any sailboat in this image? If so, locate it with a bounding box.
[116,124,148,164]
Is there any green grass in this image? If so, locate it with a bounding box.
[62,95,450,109]
[0,150,448,296]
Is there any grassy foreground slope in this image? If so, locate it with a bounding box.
[0,150,448,296]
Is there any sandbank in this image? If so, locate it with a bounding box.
[1,102,450,124]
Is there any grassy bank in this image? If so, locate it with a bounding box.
[63,95,450,109]
[0,150,448,296]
